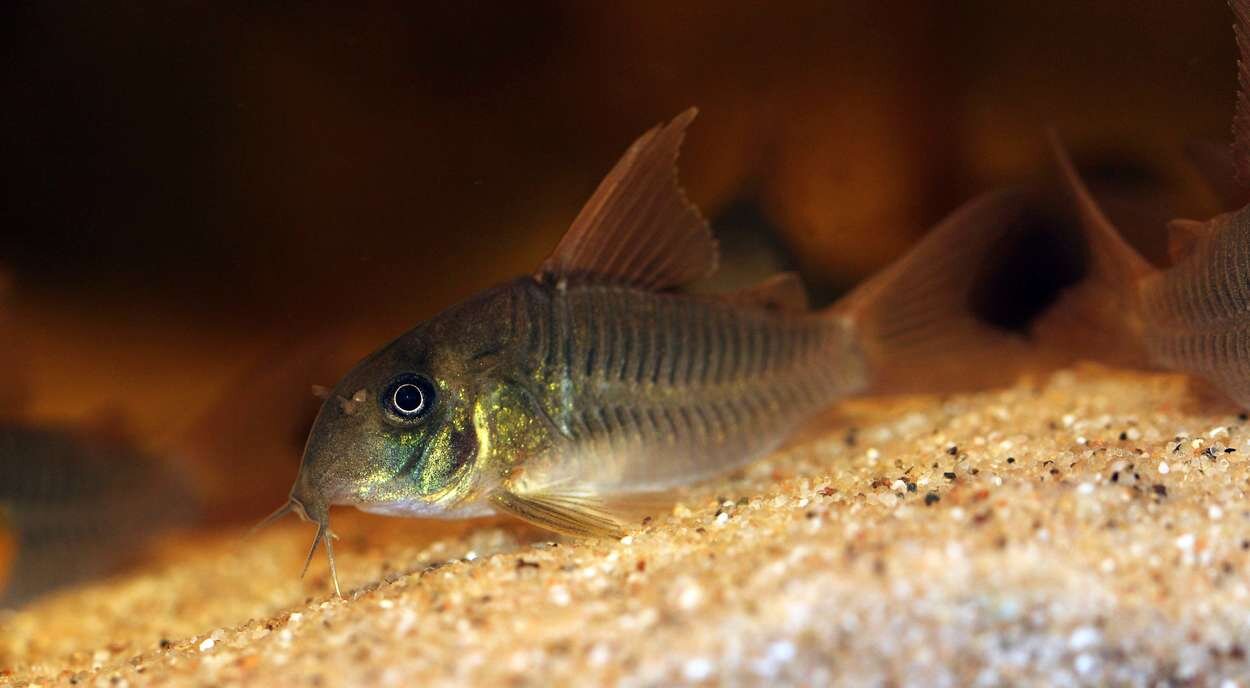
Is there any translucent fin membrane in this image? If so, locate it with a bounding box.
[834,190,1039,394]
[537,108,718,291]
[1034,132,1155,368]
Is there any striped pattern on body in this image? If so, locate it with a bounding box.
[508,280,866,492]
[1141,214,1250,404]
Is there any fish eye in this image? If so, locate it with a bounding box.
[382,374,437,421]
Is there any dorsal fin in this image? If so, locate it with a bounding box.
[1046,130,1155,283]
[1233,0,1250,189]
[1166,218,1213,263]
[719,272,810,312]
[1031,131,1155,368]
[536,108,718,290]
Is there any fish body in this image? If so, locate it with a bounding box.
[344,277,864,522]
[273,109,1033,593]
[290,277,866,541]
[499,279,863,494]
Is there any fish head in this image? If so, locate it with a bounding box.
[262,288,519,595]
[294,341,478,525]
[288,286,522,529]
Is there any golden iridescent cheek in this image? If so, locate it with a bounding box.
[362,407,480,500]
[415,426,456,493]
[471,382,554,470]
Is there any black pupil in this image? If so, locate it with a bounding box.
[393,383,424,414]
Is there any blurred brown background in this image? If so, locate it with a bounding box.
[0,1,1238,520]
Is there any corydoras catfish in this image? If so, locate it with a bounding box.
[263,109,1032,595]
[1043,0,1250,409]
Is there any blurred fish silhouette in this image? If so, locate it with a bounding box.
[0,423,197,606]
[0,269,196,606]
[259,107,1038,595]
[1042,0,1250,408]
[0,265,346,604]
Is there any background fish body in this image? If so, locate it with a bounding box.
[1136,211,1250,405]
[0,424,196,605]
[1035,0,1250,410]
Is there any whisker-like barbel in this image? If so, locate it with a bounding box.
[246,500,294,539]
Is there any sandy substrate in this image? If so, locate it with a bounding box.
[3,366,1250,686]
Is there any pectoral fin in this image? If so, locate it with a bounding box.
[490,487,627,538]
[490,484,671,538]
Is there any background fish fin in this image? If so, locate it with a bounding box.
[1167,219,1212,263]
[1031,132,1156,368]
[536,108,719,291]
[1233,0,1250,189]
[1184,139,1250,209]
[490,485,649,538]
[718,272,810,312]
[832,189,1039,394]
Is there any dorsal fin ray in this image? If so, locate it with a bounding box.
[537,108,718,291]
[719,272,810,312]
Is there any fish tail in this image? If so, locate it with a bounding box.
[1031,131,1157,368]
[831,189,1044,394]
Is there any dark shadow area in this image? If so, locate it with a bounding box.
[968,201,1088,335]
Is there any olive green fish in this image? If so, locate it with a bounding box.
[1042,0,1250,409]
[264,109,1031,595]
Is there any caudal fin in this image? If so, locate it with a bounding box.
[833,189,1047,394]
[1031,132,1156,368]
